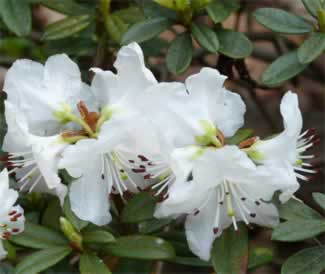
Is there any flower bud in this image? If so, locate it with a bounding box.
[60,217,83,251]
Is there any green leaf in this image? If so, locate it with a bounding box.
[106,235,176,260]
[39,0,90,15]
[121,17,171,45]
[191,0,212,12]
[80,254,111,274]
[63,197,88,232]
[191,22,219,53]
[105,14,128,44]
[0,0,31,36]
[0,263,14,274]
[121,192,156,223]
[278,198,323,221]
[313,192,325,210]
[217,29,253,59]
[166,32,193,75]
[211,224,248,274]
[167,257,211,267]
[113,6,145,25]
[298,32,325,63]
[83,230,115,244]
[272,219,325,242]
[282,246,325,274]
[114,258,152,274]
[261,51,308,86]
[42,198,62,231]
[138,218,172,234]
[248,247,273,270]
[43,15,92,40]
[302,0,323,17]
[14,246,72,274]
[206,0,239,23]
[253,8,313,34]
[226,129,253,145]
[10,222,68,249]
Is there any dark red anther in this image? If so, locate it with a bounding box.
[144,174,152,180]
[132,168,146,173]
[194,209,200,216]
[148,162,155,166]
[137,186,142,192]
[128,160,135,164]
[255,201,261,206]
[213,227,219,234]
[138,155,149,162]
[9,211,17,216]
[250,213,256,218]
[11,228,20,233]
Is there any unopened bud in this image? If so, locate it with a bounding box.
[60,217,83,251]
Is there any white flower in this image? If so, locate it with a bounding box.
[0,169,25,260]
[58,43,160,225]
[3,102,67,204]
[134,68,246,195]
[155,146,298,261]
[4,54,95,136]
[245,91,318,200]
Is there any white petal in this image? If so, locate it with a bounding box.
[69,157,111,226]
[185,68,246,137]
[0,169,19,215]
[0,241,7,261]
[185,189,218,261]
[91,43,157,108]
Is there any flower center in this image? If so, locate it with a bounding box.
[195,120,225,148]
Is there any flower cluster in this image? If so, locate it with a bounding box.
[1,43,319,261]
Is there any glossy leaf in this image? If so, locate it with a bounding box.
[0,0,31,36]
[278,198,323,221]
[168,256,211,267]
[248,247,273,270]
[282,246,325,274]
[272,219,325,242]
[121,17,171,45]
[211,224,248,274]
[10,222,68,249]
[253,8,313,34]
[261,51,308,86]
[313,192,325,210]
[80,254,111,274]
[166,32,193,75]
[83,230,115,244]
[43,15,92,40]
[106,235,176,260]
[121,192,156,224]
[191,22,219,53]
[39,0,89,15]
[298,32,325,63]
[105,14,128,44]
[206,0,239,23]
[42,198,62,231]
[114,258,153,274]
[302,0,323,17]
[217,29,253,59]
[14,246,72,274]
[138,218,172,234]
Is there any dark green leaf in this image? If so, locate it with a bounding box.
[167,256,211,267]
[226,129,253,145]
[121,17,171,44]
[80,254,111,274]
[248,247,273,270]
[63,197,88,232]
[0,0,31,36]
[191,0,213,12]
[278,198,323,221]
[113,6,145,25]
[10,222,68,249]
[105,14,128,44]
[206,0,239,23]
[106,235,176,260]
[135,0,177,20]
[43,15,92,40]
[272,219,325,242]
[261,51,308,86]
[83,230,115,244]
[298,32,325,63]
[138,218,172,234]
[39,0,90,15]
[14,246,72,274]
[114,258,152,274]
[282,246,325,274]
[141,37,168,57]
[217,29,253,58]
[253,8,313,34]
[191,22,219,53]
[211,224,248,274]
[302,0,323,17]
[166,32,193,74]
[121,192,156,223]
[42,198,62,231]
[313,192,325,210]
